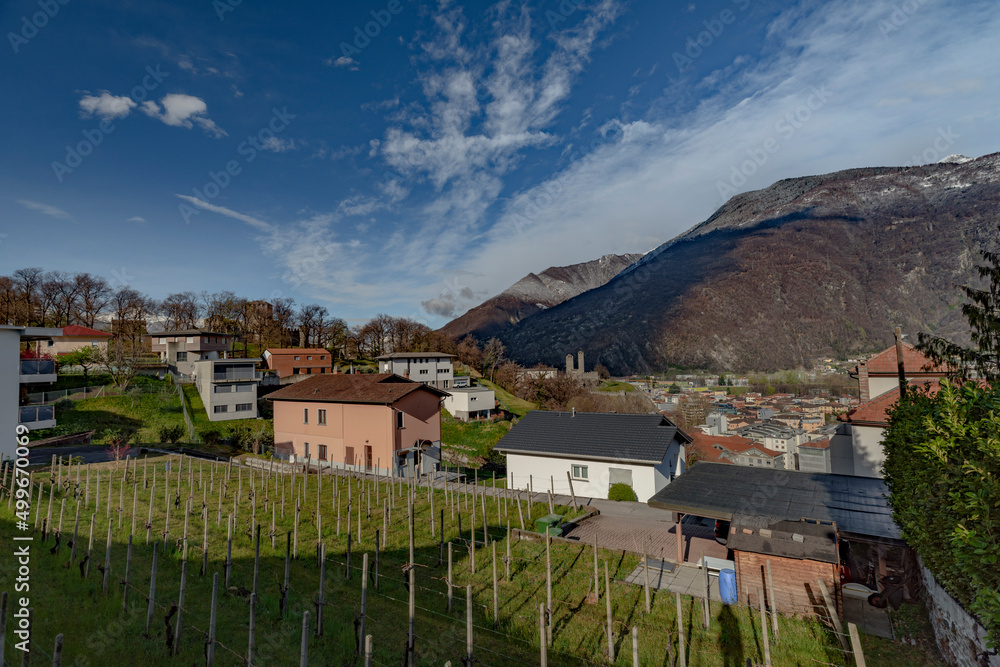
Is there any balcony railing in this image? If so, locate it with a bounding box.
[20,359,56,376]
[212,370,261,382]
[19,404,55,424]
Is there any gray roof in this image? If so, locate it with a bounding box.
[495,410,691,465]
[376,352,456,360]
[727,517,839,563]
[647,462,901,542]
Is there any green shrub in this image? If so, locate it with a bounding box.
[607,483,637,502]
[157,424,185,444]
[884,380,1000,648]
[199,426,222,446]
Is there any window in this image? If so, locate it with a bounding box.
[235,384,252,392]
[46,340,53,347]
[443,380,448,388]
[396,411,404,429]
[572,465,589,480]
[318,444,328,460]
[213,385,233,394]
[213,405,228,414]
[294,356,300,361]
[186,337,194,344]
[235,403,253,412]
[438,367,449,373]
[304,442,310,459]
[470,396,477,402]
[419,369,429,375]
[318,409,327,425]
[321,356,326,360]
[306,356,312,360]
[303,408,309,424]
[176,351,188,361]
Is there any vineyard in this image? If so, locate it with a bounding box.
[0,453,941,666]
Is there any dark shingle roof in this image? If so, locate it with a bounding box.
[266,373,449,405]
[495,410,691,464]
[376,352,456,360]
[647,462,900,541]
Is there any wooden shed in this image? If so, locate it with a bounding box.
[727,516,841,618]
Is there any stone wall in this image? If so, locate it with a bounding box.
[921,563,999,667]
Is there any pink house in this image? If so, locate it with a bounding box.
[267,373,449,476]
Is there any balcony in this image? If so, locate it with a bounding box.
[18,404,56,430]
[19,358,57,383]
[212,369,261,382]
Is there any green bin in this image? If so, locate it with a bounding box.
[535,513,562,536]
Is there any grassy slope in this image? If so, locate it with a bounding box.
[36,386,186,443]
[598,381,637,393]
[476,379,535,417]
[0,461,944,667]
[440,408,511,461]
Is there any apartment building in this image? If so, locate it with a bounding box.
[193,358,261,421]
[376,352,455,389]
[261,348,331,378]
[1,326,62,459]
[150,329,233,377]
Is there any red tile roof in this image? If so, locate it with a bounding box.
[688,433,781,462]
[59,325,111,337]
[860,342,949,375]
[266,373,448,405]
[839,380,942,426]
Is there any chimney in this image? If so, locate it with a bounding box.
[858,361,870,403]
[571,407,575,417]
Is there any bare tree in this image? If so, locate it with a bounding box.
[482,337,505,382]
[109,286,153,345]
[74,273,111,328]
[13,267,44,325]
[96,335,145,391]
[160,292,200,329]
[271,297,296,347]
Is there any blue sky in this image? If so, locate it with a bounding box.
[2,0,998,327]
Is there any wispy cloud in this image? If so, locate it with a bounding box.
[175,195,271,231]
[126,216,147,224]
[17,199,73,220]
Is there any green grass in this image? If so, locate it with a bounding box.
[440,408,511,463]
[477,379,535,417]
[0,462,943,666]
[32,386,187,443]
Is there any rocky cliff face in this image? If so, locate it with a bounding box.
[492,153,1000,373]
[439,253,643,340]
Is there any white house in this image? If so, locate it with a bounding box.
[442,386,495,421]
[193,358,261,422]
[496,410,690,503]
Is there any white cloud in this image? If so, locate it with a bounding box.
[17,199,73,220]
[328,55,359,70]
[126,216,147,224]
[142,94,227,137]
[261,137,296,153]
[79,92,137,120]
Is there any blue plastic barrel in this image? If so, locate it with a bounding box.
[719,568,738,605]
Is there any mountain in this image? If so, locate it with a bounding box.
[492,153,1000,373]
[439,253,643,340]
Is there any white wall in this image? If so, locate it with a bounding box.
[828,423,885,477]
[506,446,681,503]
[0,330,19,461]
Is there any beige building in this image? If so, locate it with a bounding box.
[150,329,233,377]
[268,373,448,477]
[193,358,261,422]
[45,325,111,357]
